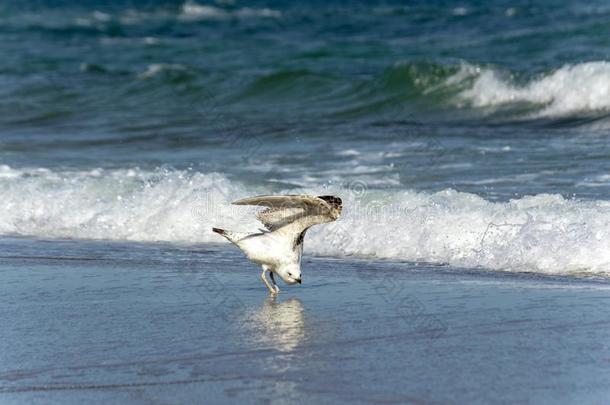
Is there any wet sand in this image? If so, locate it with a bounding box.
[1,237,609,404]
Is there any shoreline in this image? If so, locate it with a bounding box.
[1,236,609,404]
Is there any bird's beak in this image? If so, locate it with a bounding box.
[296,278,301,284]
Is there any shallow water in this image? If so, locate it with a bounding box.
[1,238,609,404]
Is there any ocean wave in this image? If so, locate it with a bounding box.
[137,63,191,80]
[234,61,610,122]
[11,55,610,125]
[180,2,281,20]
[266,60,610,122]
[314,190,610,276]
[451,61,610,118]
[6,1,281,34]
[1,165,609,276]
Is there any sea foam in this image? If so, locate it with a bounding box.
[180,1,281,20]
[2,165,609,276]
[452,61,610,118]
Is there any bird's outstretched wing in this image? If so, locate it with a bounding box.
[232,195,342,232]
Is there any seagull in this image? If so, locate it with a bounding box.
[212,195,342,295]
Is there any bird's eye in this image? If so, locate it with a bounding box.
[288,272,293,277]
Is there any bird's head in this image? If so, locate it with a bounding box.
[276,264,302,285]
[317,195,342,219]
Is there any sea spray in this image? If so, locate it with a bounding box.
[3,165,610,275]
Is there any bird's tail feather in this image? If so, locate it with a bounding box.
[212,227,226,236]
[212,227,245,244]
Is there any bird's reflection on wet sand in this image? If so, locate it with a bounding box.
[245,297,306,353]
[236,297,309,401]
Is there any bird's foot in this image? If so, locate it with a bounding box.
[268,271,280,295]
[267,283,280,296]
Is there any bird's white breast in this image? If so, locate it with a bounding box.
[237,231,299,267]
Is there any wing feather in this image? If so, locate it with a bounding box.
[256,207,306,231]
[232,194,341,232]
[232,195,327,209]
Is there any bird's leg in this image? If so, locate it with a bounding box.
[269,271,280,294]
[260,266,277,295]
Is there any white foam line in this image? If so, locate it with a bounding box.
[2,165,609,276]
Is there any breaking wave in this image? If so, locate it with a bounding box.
[236,60,610,122]
[1,165,609,276]
[449,61,610,119]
